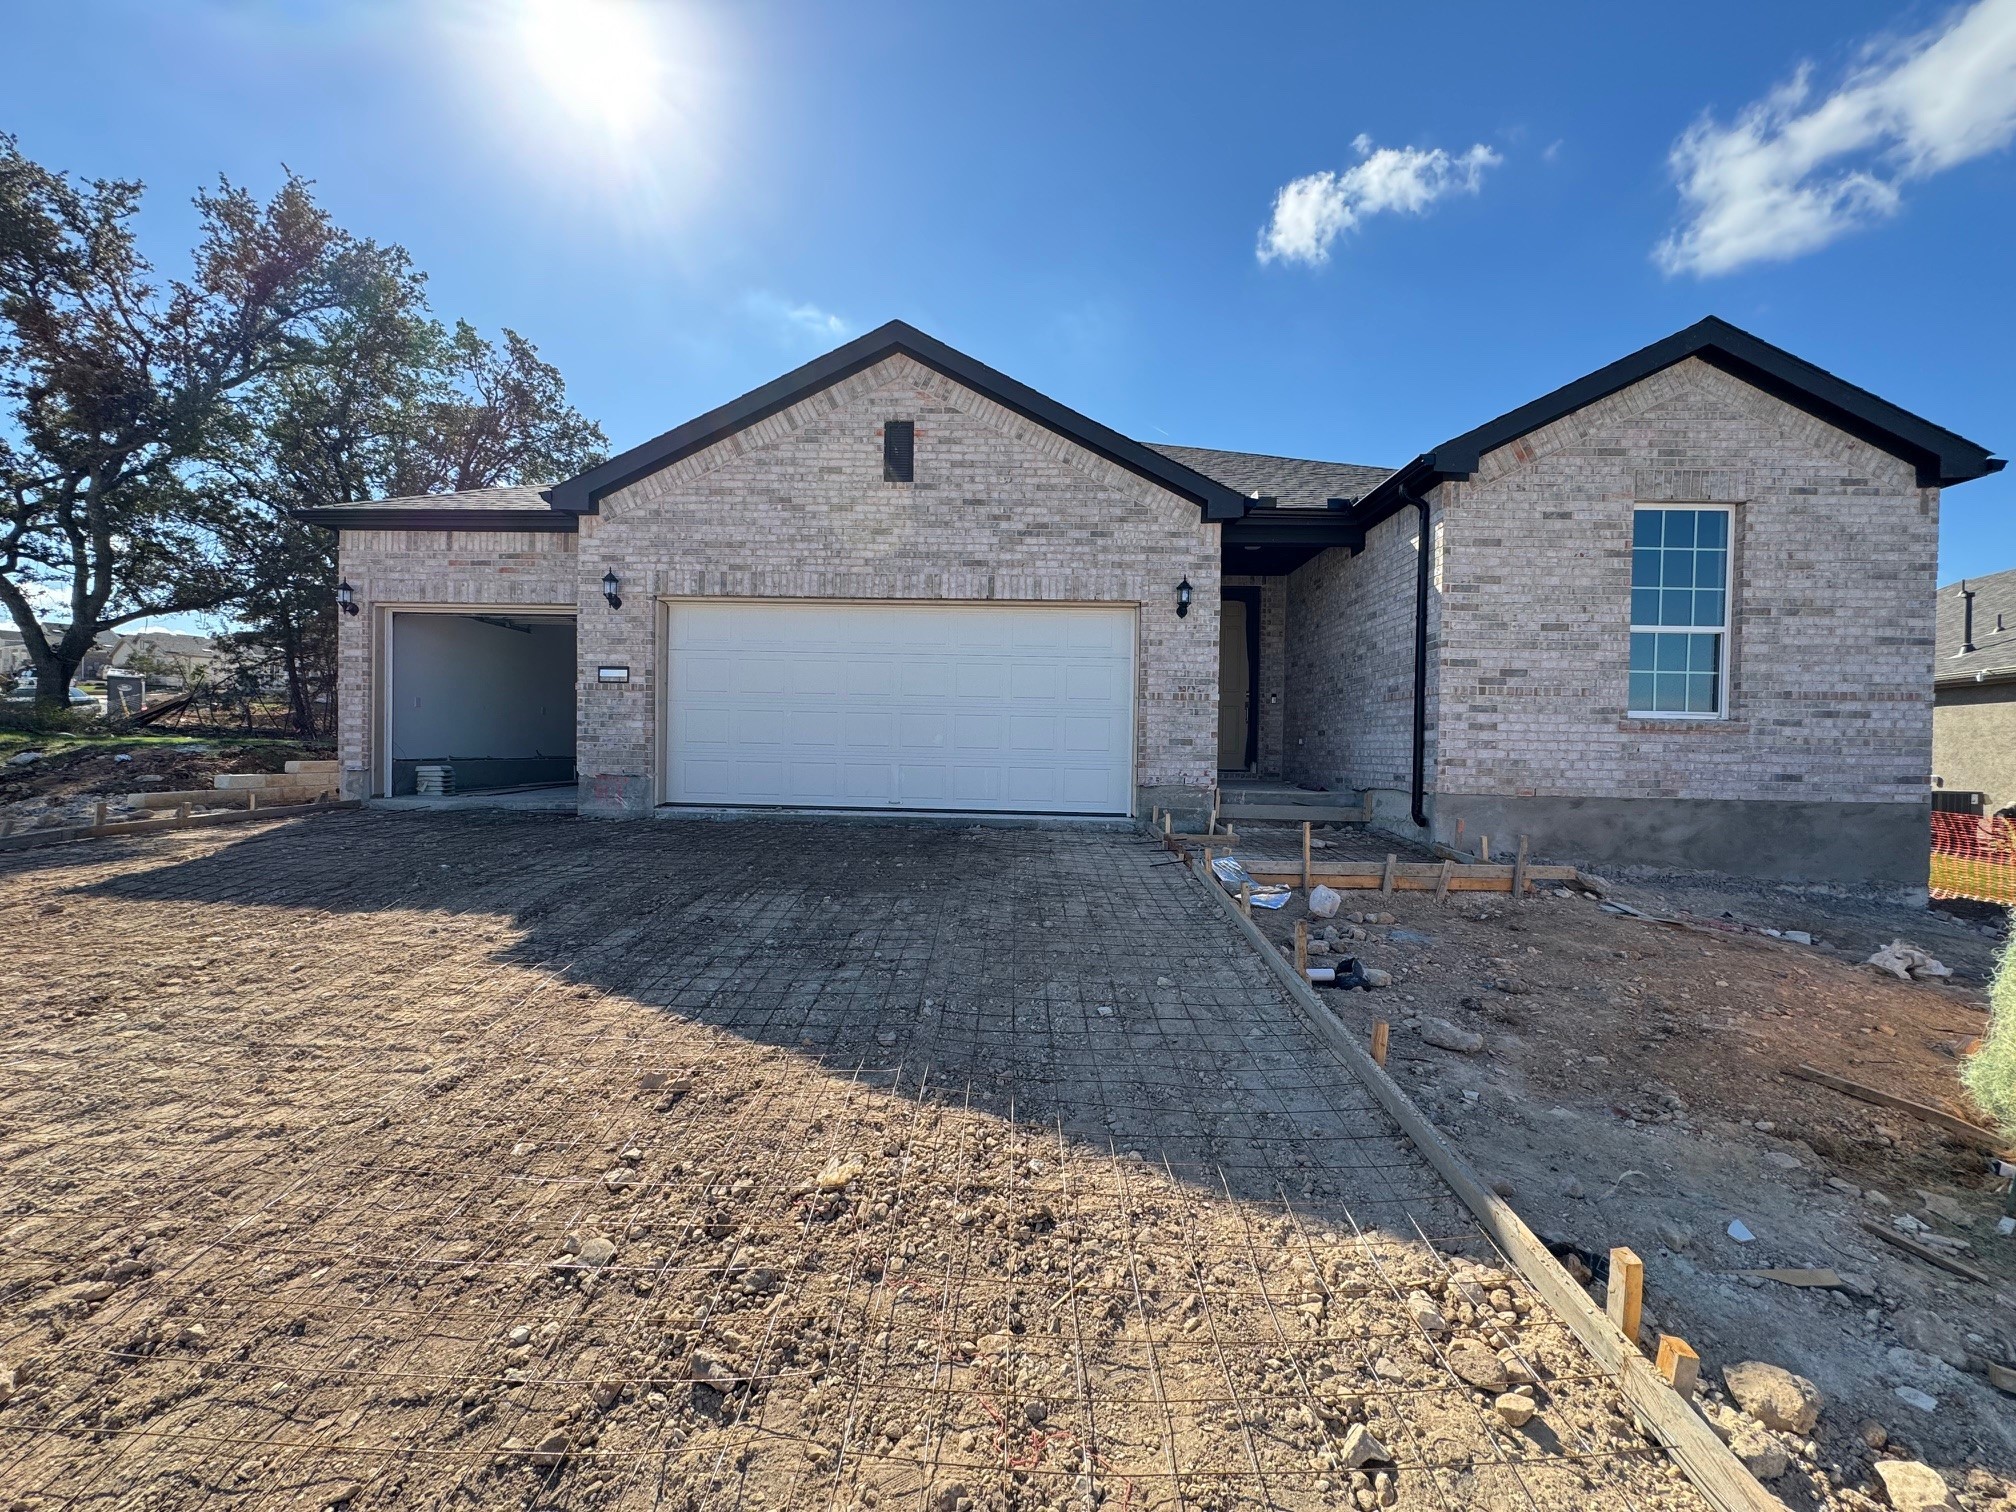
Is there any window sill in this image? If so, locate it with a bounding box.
[1617,718,1749,734]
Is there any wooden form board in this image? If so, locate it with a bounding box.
[1783,1064,2007,1154]
[1186,857,1789,1512]
[1237,860,1579,892]
[0,799,359,854]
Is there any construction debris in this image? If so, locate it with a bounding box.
[1866,940,1955,983]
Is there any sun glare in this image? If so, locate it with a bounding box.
[519,0,664,137]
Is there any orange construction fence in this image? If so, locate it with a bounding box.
[1930,811,2016,906]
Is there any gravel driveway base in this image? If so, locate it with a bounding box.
[0,811,1706,1510]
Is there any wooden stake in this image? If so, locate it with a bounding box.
[1434,858,1455,901]
[1238,881,1252,917]
[175,801,190,822]
[1513,834,1530,897]
[1479,834,1491,862]
[1302,821,1312,891]
[93,801,107,831]
[248,790,259,813]
[1655,1335,1700,1397]
[1203,846,1214,879]
[1370,1020,1389,1066]
[1294,920,1308,975]
[1380,853,1397,895]
[1607,1246,1644,1346]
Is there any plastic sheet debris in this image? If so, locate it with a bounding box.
[1209,855,1290,908]
[1727,1219,1755,1243]
[1864,940,1953,982]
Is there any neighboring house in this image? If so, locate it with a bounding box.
[1933,565,2016,817]
[298,316,2002,885]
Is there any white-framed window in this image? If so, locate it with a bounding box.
[1629,505,1731,718]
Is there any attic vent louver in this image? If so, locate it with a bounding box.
[883,420,914,483]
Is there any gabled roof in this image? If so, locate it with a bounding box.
[547,320,1251,520]
[293,483,577,533]
[1354,316,2004,526]
[1147,444,1392,509]
[1937,565,2016,688]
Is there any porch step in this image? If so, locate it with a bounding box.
[1217,801,1369,825]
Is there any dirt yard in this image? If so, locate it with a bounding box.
[0,734,328,832]
[1236,823,2015,1507]
[0,812,1711,1512]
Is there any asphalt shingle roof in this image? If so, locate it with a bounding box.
[1937,565,2016,685]
[324,483,559,514]
[1146,445,1393,510]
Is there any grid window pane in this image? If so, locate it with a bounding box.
[1630,509,1729,716]
[1630,631,1722,714]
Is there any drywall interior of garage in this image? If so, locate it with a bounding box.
[388,614,576,795]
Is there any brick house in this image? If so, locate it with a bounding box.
[1932,565,2016,818]
[301,316,2002,884]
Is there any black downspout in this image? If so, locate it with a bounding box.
[1404,491,1432,829]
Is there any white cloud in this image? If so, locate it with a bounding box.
[1256,135,1503,266]
[1657,0,2016,276]
[743,293,852,345]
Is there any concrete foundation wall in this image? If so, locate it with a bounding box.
[575,353,1220,816]
[1435,792,1932,887]
[1933,683,2016,815]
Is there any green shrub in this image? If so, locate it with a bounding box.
[0,701,104,737]
[1964,927,2016,1137]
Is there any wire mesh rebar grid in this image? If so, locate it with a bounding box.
[0,811,1708,1511]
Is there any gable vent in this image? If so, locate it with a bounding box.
[883,420,915,483]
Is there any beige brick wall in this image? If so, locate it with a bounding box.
[1933,686,2016,815]
[1281,503,1439,803]
[574,354,1219,814]
[334,529,578,799]
[1433,356,1937,808]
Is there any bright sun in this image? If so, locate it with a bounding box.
[518,0,664,137]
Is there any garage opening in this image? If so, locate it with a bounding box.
[385,612,576,796]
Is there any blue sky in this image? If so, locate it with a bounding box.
[10,0,2015,625]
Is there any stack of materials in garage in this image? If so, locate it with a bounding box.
[415,764,456,797]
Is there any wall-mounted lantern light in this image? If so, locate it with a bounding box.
[602,570,622,610]
[335,580,359,617]
[1176,578,1193,618]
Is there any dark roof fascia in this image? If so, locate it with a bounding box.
[545,320,1251,521]
[1220,512,1365,552]
[292,507,579,534]
[1352,318,2005,524]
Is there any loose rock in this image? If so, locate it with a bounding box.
[1420,1019,1484,1054]
[1723,1360,1821,1433]
[1337,1423,1390,1469]
[1493,1392,1535,1427]
[1871,1460,1959,1511]
[1446,1338,1510,1393]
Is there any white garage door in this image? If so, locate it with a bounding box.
[664,601,1135,814]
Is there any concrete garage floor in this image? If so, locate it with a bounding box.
[0,813,1705,1511]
